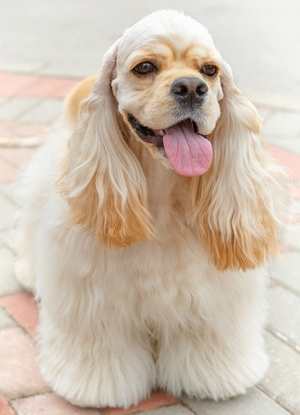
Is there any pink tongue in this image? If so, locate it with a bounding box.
[163,120,213,177]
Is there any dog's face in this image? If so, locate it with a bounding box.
[111,12,223,176]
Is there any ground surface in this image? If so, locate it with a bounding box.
[0,1,300,414]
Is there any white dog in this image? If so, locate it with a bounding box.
[15,10,280,409]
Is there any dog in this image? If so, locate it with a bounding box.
[15,9,280,409]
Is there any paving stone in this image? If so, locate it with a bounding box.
[143,405,193,415]
[268,138,300,155]
[184,388,289,414]
[260,332,300,414]
[0,194,17,230]
[0,98,41,121]
[0,247,21,296]
[101,392,178,415]
[0,159,17,185]
[142,405,192,414]
[0,307,16,330]
[0,292,38,336]
[0,228,17,254]
[282,223,300,250]
[269,252,300,293]
[268,285,300,346]
[12,393,100,415]
[0,148,36,170]
[263,111,300,138]
[0,327,48,399]
[19,99,63,123]
[269,144,300,180]
[0,396,15,415]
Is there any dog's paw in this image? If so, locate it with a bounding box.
[39,330,156,408]
[157,337,269,401]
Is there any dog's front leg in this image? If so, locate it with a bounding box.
[157,269,269,400]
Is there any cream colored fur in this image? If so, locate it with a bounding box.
[15,10,280,409]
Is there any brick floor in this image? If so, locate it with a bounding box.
[0,328,49,399]
[0,72,79,98]
[0,293,38,336]
[0,69,299,415]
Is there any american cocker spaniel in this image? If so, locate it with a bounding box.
[16,9,280,409]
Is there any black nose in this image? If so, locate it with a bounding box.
[170,77,208,104]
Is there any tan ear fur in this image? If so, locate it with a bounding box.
[64,75,97,127]
[192,63,279,271]
[59,41,154,247]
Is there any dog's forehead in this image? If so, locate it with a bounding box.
[117,10,217,63]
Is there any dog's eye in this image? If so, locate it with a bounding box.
[201,64,218,77]
[133,61,157,75]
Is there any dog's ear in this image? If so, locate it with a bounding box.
[192,62,279,271]
[58,41,154,247]
[64,75,97,127]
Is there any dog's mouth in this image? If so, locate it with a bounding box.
[127,114,213,177]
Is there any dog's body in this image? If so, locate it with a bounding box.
[16,10,280,408]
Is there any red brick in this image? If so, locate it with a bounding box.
[0,292,38,336]
[0,72,39,98]
[12,393,100,415]
[21,78,79,98]
[0,397,15,415]
[102,392,178,415]
[0,328,48,399]
[269,144,300,181]
[0,71,79,98]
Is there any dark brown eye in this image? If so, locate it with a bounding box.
[133,61,157,75]
[201,64,218,77]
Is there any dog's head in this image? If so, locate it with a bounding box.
[60,10,279,270]
[111,11,224,176]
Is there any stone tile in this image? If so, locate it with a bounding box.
[142,405,192,414]
[0,72,38,98]
[0,228,17,254]
[0,307,16,330]
[268,138,300,155]
[0,247,21,296]
[263,111,300,138]
[19,99,63,123]
[0,194,16,231]
[12,393,100,415]
[269,252,300,293]
[19,76,79,99]
[268,286,300,345]
[282,222,300,250]
[0,396,15,415]
[102,393,178,415]
[0,120,48,139]
[0,328,48,399]
[269,144,300,180]
[0,293,38,336]
[0,159,17,185]
[0,98,41,121]
[0,148,36,170]
[260,332,300,413]
[184,388,289,415]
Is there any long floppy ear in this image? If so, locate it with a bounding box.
[58,41,154,247]
[192,62,280,271]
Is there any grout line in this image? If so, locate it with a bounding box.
[180,400,198,415]
[266,327,300,355]
[7,399,17,415]
[271,277,300,298]
[10,390,51,403]
[256,385,293,414]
